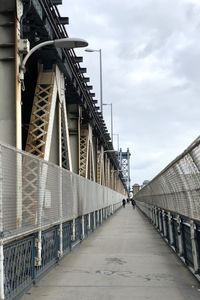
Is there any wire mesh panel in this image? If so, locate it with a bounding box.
[84,214,89,236]
[90,212,94,231]
[135,137,200,221]
[165,213,170,241]
[95,211,98,227]
[35,227,59,277]
[0,143,124,240]
[171,217,179,252]
[4,236,34,300]
[74,217,82,242]
[196,225,200,270]
[63,221,72,253]
[182,222,193,267]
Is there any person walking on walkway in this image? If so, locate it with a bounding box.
[122,199,126,208]
[131,198,136,208]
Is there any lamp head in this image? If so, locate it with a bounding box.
[85,48,99,52]
[54,38,88,48]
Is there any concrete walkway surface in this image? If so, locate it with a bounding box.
[22,206,200,300]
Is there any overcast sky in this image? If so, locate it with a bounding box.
[60,0,200,185]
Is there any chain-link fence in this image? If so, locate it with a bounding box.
[0,143,123,239]
[135,136,200,221]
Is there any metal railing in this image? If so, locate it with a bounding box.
[135,136,200,280]
[135,136,200,221]
[0,143,123,299]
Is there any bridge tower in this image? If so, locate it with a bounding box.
[119,148,131,193]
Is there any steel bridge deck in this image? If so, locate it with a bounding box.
[22,206,200,300]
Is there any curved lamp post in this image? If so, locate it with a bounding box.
[20,37,88,90]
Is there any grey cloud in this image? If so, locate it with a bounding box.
[61,0,200,184]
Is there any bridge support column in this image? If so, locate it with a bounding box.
[177,215,183,256]
[168,212,174,246]
[190,220,199,273]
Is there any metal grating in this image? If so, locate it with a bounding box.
[4,236,34,299]
[135,137,200,221]
[35,227,59,277]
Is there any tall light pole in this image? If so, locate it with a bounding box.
[113,133,119,152]
[85,48,103,113]
[20,37,88,90]
[113,133,120,166]
[103,103,113,144]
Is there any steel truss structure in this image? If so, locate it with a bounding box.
[119,148,131,193]
[0,1,130,298]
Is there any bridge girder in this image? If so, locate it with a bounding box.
[0,0,128,197]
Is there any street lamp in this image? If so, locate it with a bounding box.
[20,37,88,90]
[85,48,103,113]
[103,103,113,143]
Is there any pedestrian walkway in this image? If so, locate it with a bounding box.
[22,206,200,300]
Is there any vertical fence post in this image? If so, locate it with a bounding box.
[155,207,158,228]
[0,146,4,299]
[72,219,76,241]
[190,220,199,273]
[158,209,163,233]
[177,215,183,256]
[88,213,91,231]
[162,210,167,237]
[59,168,63,257]
[35,161,42,267]
[152,207,155,225]
[93,211,96,230]
[168,212,174,246]
[82,215,85,239]
[111,205,113,215]
[97,210,99,225]
[99,209,101,224]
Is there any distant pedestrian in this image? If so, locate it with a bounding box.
[122,199,126,208]
[131,199,136,208]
